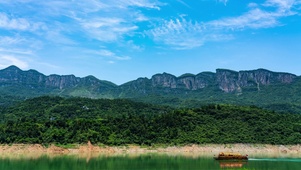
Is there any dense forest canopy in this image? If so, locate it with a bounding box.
[0,96,300,145]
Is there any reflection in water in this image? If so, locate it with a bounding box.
[0,154,301,170]
[218,161,247,168]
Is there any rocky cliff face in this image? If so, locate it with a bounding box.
[44,75,79,89]
[151,73,178,88]
[123,68,297,93]
[0,66,297,96]
[150,72,215,90]
[0,65,116,90]
[120,71,215,93]
[216,69,297,92]
[216,69,239,93]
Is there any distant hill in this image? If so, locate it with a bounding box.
[0,65,116,99]
[1,65,301,113]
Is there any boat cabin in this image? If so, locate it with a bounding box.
[214,152,248,160]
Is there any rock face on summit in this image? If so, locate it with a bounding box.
[151,72,215,90]
[152,73,178,88]
[0,66,298,97]
[216,69,296,92]
[0,65,116,90]
[123,69,297,93]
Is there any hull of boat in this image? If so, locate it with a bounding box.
[214,156,248,160]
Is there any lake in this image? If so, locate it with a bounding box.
[0,154,300,170]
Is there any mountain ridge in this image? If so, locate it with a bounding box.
[121,68,296,93]
[1,65,297,89]
[0,65,117,88]
[0,65,298,94]
[1,65,301,113]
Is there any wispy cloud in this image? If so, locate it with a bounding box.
[97,49,131,61]
[81,17,138,42]
[73,1,161,43]
[147,16,234,50]
[147,17,206,50]
[147,0,301,50]
[248,3,259,8]
[45,31,77,45]
[0,34,43,54]
[0,0,162,65]
[176,0,191,8]
[0,13,46,31]
[0,48,33,55]
[208,8,280,29]
[263,0,295,10]
[0,55,29,69]
[0,36,25,45]
[1,0,300,55]
[114,0,163,10]
[126,40,144,51]
[209,0,299,30]
[54,0,161,35]
[0,0,162,44]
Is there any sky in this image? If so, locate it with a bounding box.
[0,0,301,85]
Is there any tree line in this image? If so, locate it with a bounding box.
[0,96,300,145]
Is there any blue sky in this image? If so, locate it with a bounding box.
[0,0,301,85]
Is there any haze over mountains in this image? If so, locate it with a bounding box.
[1,65,301,113]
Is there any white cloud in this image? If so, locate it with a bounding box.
[0,13,30,30]
[0,48,33,55]
[97,49,131,61]
[81,17,138,42]
[113,0,162,10]
[82,18,123,29]
[248,2,259,8]
[0,13,45,31]
[0,0,162,44]
[22,0,161,18]
[147,16,234,50]
[147,0,301,50]
[147,18,206,50]
[115,56,131,61]
[74,1,156,43]
[263,0,295,10]
[208,9,280,29]
[0,34,43,54]
[98,49,115,57]
[0,36,25,45]
[37,0,108,17]
[0,55,29,69]
[1,0,300,53]
[175,0,190,8]
[126,40,144,51]
[65,1,161,43]
[45,31,77,45]
[208,0,299,30]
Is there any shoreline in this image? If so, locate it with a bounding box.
[0,143,300,159]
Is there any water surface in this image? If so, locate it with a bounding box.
[0,154,300,170]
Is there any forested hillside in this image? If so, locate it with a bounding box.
[128,79,301,114]
[0,96,300,145]
[2,66,301,114]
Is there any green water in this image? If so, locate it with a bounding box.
[0,155,300,170]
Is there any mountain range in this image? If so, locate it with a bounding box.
[1,65,301,113]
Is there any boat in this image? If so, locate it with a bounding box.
[214,152,248,160]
